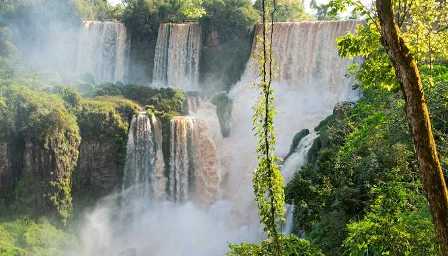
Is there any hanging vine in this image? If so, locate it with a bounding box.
[252,0,285,254]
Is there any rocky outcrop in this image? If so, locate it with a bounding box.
[191,120,220,205]
[74,141,124,199]
[285,129,310,160]
[212,93,233,137]
[333,102,355,119]
[18,132,80,221]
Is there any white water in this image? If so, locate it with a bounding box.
[222,21,359,205]
[72,20,359,256]
[76,21,129,83]
[122,113,166,201]
[282,204,296,234]
[282,132,319,183]
[153,23,201,90]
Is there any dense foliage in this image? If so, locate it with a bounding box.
[229,235,324,256]
[285,4,448,253]
[254,0,310,21]
[0,217,74,256]
[0,85,81,223]
[95,83,186,116]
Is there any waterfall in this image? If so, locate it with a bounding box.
[76,21,129,83]
[122,112,220,205]
[186,93,202,114]
[73,20,361,256]
[222,20,360,213]
[282,133,319,183]
[153,23,201,90]
[168,116,220,204]
[122,112,165,201]
[282,204,295,234]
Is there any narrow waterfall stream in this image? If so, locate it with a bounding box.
[282,132,319,183]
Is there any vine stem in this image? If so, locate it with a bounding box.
[262,0,281,254]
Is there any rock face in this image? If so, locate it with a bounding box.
[191,120,220,205]
[74,141,124,199]
[19,133,80,220]
[333,101,355,119]
[212,93,233,138]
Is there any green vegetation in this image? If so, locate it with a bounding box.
[95,83,186,116]
[284,0,448,252]
[229,235,324,256]
[0,85,81,223]
[0,217,75,256]
[254,0,310,21]
[0,80,185,221]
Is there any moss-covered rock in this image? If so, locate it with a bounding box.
[285,129,310,160]
[73,96,139,206]
[95,83,186,115]
[2,86,81,223]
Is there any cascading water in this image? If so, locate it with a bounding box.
[222,20,360,225]
[153,23,201,90]
[282,132,319,183]
[122,112,166,201]
[72,20,360,256]
[169,116,221,205]
[76,21,129,83]
[282,204,296,234]
[168,116,194,202]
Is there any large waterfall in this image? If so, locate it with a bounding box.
[73,20,360,256]
[222,20,359,213]
[153,23,201,90]
[76,21,129,83]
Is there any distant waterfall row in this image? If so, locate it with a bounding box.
[153,23,201,91]
[76,21,129,83]
[122,111,220,205]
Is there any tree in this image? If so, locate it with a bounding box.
[255,0,310,21]
[375,0,448,254]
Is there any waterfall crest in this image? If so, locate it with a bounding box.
[76,21,129,83]
[153,23,201,90]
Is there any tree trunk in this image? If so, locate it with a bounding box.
[375,0,448,254]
